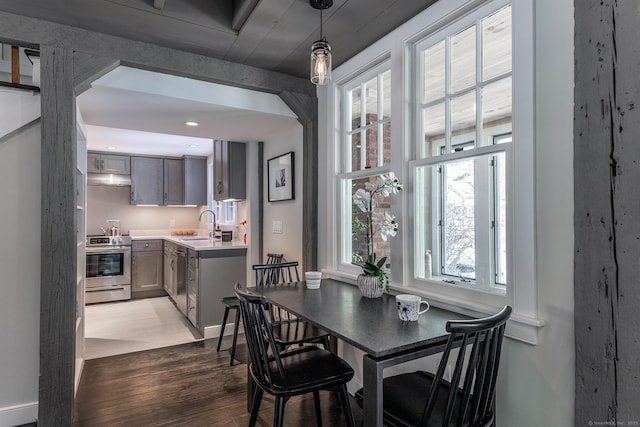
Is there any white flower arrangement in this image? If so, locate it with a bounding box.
[353,173,403,288]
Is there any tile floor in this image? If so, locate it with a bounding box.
[83,297,202,360]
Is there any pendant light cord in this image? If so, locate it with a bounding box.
[320,7,323,40]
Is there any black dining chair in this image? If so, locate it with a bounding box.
[216,253,283,365]
[355,305,512,427]
[253,261,332,351]
[235,284,356,427]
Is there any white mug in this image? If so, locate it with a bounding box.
[396,294,430,321]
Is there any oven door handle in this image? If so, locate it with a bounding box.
[86,247,131,254]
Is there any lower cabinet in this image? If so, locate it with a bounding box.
[187,249,198,327]
[192,248,247,336]
[163,241,177,300]
[132,240,166,298]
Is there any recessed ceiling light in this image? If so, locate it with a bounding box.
[106,146,116,150]
[189,144,198,148]
[185,121,199,127]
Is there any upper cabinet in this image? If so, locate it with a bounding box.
[131,156,163,205]
[213,140,246,201]
[87,152,130,175]
[129,155,207,206]
[163,159,184,205]
[184,156,207,206]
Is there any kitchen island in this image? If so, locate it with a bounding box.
[131,234,247,338]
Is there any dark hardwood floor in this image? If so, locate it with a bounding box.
[72,337,361,426]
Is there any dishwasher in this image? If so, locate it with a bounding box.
[175,246,188,317]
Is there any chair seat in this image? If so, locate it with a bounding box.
[271,319,330,347]
[254,346,354,396]
[220,296,239,307]
[355,371,476,427]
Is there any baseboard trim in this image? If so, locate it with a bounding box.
[0,401,38,427]
[203,322,244,340]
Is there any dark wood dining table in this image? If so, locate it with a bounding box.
[249,278,470,427]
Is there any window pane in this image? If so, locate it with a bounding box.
[450,26,476,93]
[382,121,391,166]
[494,152,507,285]
[442,159,476,278]
[381,70,391,120]
[414,166,436,280]
[482,6,512,81]
[364,127,379,169]
[365,75,379,124]
[451,91,476,150]
[350,86,362,130]
[422,102,445,156]
[423,41,445,103]
[350,132,362,171]
[350,176,393,270]
[482,77,512,140]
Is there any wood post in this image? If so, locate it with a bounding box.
[11,45,19,83]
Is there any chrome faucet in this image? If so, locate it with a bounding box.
[198,209,217,237]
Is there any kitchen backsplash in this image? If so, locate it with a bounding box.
[87,186,201,235]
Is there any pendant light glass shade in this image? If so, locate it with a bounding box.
[310,39,332,85]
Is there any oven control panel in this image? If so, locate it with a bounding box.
[87,236,132,246]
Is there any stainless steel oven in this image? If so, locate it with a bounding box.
[86,235,132,304]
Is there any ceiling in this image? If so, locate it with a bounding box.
[77,66,300,156]
[2,0,438,79]
[4,0,439,156]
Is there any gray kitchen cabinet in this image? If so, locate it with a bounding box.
[131,240,164,297]
[163,240,177,299]
[191,248,247,335]
[87,152,130,175]
[184,156,207,205]
[213,140,246,201]
[131,156,163,205]
[187,249,198,327]
[163,158,184,205]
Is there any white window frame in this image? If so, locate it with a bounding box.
[207,162,237,225]
[322,0,542,344]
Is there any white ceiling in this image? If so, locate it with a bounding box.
[77,66,300,157]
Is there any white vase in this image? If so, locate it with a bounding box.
[357,273,384,298]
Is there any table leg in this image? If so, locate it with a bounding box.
[362,354,384,427]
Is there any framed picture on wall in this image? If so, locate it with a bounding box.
[267,151,295,202]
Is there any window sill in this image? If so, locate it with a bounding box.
[322,268,545,345]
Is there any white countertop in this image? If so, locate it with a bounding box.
[131,234,247,251]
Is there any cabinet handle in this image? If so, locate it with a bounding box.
[101,159,105,170]
[95,158,100,170]
[216,181,223,194]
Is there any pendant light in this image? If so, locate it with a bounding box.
[310,0,333,85]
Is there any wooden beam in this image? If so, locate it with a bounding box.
[574,0,640,423]
[278,91,318,272]
[11,45,19,83]
[38,45,76,426]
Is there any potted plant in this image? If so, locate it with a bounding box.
[352,173,403,298]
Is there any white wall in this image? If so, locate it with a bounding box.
[317,0,575,425]
[262,125,304,263]
[496,0,575,424]
[0,92,40,426]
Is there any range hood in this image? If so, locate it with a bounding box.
[87,173,131,186]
